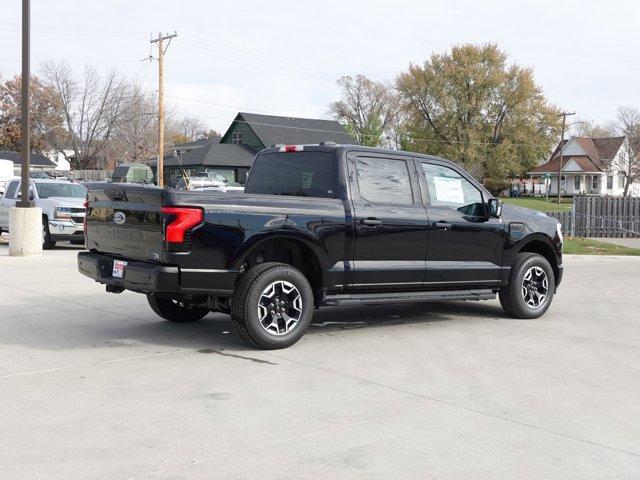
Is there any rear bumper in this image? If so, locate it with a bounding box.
[77,251,237,295]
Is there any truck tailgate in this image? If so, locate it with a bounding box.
[85,183,164,261]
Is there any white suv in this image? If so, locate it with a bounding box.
[0,178,87,249]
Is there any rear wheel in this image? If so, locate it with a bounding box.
[231,262,314,350]
[499,252,555,319]
[147,294,209,323]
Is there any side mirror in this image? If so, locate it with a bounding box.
[487,198,502,218]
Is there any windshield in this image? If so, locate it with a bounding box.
[244,152,337,198]
[35,182,87,199]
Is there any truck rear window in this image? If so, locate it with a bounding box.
[245,152,337,198]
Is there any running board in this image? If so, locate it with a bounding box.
[323,289,496,306]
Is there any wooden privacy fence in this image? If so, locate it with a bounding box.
[70,170,112,181]
[544,196,640,238]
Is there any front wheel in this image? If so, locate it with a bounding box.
[231,263,314,350]
[147,294,210,323]
[42,219,56,250]
[499,252,555,319]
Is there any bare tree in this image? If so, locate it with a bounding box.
[174,116,208,141]
[42,62,131,169]
[571,118,616,138]
[612,106,640,196]
[107,84,158,162]
[329,75,402,147]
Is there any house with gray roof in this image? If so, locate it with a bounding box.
[0,150,57,175]
[146,112,355,186]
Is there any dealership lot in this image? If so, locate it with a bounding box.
[1,246,639,479]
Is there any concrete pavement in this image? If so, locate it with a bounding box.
[1,245,640,479]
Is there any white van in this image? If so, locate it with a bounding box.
[0,159,17,196]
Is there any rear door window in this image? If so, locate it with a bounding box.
[245,152,337,198]
[355,156,413,204]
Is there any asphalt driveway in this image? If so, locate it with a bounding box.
[1,245,639,479]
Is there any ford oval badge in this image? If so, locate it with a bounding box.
[113,211,126,225]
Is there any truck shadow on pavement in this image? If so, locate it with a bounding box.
[307,301,506,333]
[1,300,507,354]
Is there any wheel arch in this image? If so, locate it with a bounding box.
[515,234,560,285]
[231,233,326,301]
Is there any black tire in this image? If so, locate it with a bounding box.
[231,262,314,350]
[499,252,555,319]
[146,294,210,323]
[70,239,85,245]
[42,218,56,250]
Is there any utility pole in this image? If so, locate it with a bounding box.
[9,0,42,256]
[150,32,177,187]
[557,111,575,204]
[17,0,32,208]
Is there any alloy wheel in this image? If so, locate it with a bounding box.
[257,280,303,335]
[521,266,549,309]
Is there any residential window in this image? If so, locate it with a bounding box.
[421,163,483,214]
[232,130,243,144]
[574,176,581,191]
[356,157,413,205]
[592,176,599,190]
[619,174,626,188]
[607,175,614,189]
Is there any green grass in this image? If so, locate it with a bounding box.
[563,238,640,256]
[502,196,573,212]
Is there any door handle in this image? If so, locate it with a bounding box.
[432,221,453,230]
[361,218,382,226]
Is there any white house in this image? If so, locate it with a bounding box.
[45,149,73,172]
[527,136,640,197]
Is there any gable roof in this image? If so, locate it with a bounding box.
[145,143,255,168]
[0,151,56,167]
[225,112,355,149]
[592,137,625,160]
[175,136,221,150]
[182,142,255,167]
[529,155,602,174]
[529,136,626,175]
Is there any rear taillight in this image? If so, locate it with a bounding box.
[162,206,203,244]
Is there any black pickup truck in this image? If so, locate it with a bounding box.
[78,144,563,349]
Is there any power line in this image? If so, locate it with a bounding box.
[180,36,338,88]
[183,33,339,83]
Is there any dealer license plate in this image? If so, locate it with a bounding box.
[112,260,127,278]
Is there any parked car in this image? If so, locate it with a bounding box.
[174,175,244,192]
[29,171,53,179]
[111,163,154,184]
[78,144,563,349]
[0,178,87,249]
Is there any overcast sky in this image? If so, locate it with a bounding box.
[1,0,639,134]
